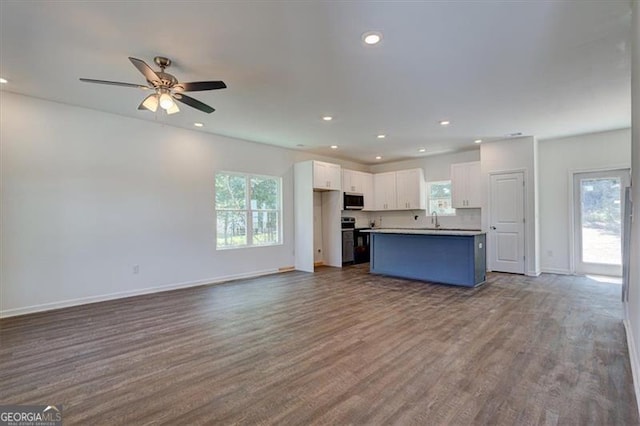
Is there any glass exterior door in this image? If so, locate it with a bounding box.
[573,169,630,276]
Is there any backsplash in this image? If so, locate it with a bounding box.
[342,208,481,230]
[340,210,373,228]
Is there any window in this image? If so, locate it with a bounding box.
[215,172,282,249]
[427,180,455,216]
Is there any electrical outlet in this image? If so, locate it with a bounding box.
[133,264,140,274]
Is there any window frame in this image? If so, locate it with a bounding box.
[215,171,283,250]
[427,180,456,216]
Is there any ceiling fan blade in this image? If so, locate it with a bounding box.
[129,57,160,84]
[79,78,149,89]
[173,81,227,92]
[173,93,215,113]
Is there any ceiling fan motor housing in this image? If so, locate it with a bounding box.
[152,71,178,89]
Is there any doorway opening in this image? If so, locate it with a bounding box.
[572,169,630,277]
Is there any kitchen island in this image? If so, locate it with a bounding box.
[365,229,486,287]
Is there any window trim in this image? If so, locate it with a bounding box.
[215,171,283,250]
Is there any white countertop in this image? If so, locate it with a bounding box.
[362,228,484,236]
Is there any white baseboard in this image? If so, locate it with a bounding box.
[0,268,280,318]
[540,267,572,275]
[526,270,541,277]
[623,317,640,417]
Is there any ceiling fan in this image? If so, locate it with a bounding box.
[79,56,226,114]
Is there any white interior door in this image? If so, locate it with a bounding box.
[573,169,630,276]
[489,172,525,274]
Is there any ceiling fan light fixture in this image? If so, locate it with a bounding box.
[166,101,180,115]
[159,91,175,110]
[140,94,159,112]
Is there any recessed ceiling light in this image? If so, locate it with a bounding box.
[362,31,383,45]
[330,145,338,149]
[322,116,333,121]
[377,134,386,139]
[0,78,7,84]
[418,148,426,152]
[194,122,204,127]
[439,120,450,126]
[474,139,482,144]
[375,155,382,160]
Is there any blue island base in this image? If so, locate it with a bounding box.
[369,232,486,287]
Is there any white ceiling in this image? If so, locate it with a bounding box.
[0,1,632,164]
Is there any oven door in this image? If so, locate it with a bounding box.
[342,230,355,264]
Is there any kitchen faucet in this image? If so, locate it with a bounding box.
[431,211,440,228]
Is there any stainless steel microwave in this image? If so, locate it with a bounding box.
[344,192,364,210]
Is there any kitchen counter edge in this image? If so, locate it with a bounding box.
[362,228,485,236]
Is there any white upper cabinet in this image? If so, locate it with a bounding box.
[373,168,425,211]
[342,169,375,210]
[451,161,481,208]
[313,161,341,191]
[342,169,363,193]
[362,173,375,211]
[374,172,398,210]
[396,168,426,210]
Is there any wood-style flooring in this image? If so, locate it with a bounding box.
[1,265,638,425]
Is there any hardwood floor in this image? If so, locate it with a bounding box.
[1,266,638,425]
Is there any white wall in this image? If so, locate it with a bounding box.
[538,129,631,274]
[366,150,482,229]
[626,0,640,414]
[0,92,361,317]
[480,136,539,276]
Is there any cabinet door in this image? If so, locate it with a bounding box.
[396,169,425,210]
[362,172,375,211]
[450,163,467,208]
[313,161,341,190]
[465,162,482,208]
[326,163,342,190]
[342,169,356,193]
[313,161,329,189]
[374,172,397,210]
[451,161,481,208]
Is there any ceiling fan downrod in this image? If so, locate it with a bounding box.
[154,56,171,71]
